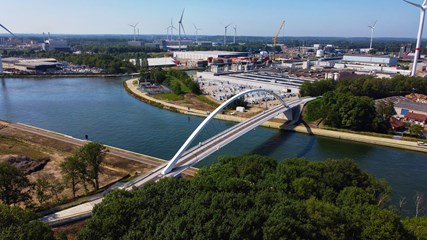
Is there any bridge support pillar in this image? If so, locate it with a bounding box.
[283,108,294,121]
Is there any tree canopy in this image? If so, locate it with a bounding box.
[300,75,427,99]
[0,162,31,205]
[78,155,413,240]
[0,204,53,240]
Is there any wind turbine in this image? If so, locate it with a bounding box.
[403,0,427,76]
[178,8,186,51]
[193,24,201,44]
[169,18,177,40]
[224,23,231,46]
[166,26,171,40]
[233,25,237,44]
[368,20,377,50]
[128,23,138,41]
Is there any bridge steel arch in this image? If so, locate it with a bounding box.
[162,88,289,175]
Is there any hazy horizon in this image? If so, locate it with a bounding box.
[2,0,427,39]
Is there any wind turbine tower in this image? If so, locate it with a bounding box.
[193,24,201,44]
[368,21,377,50]
[233,25,237,44]
[224,23,231,46]
[403,0,427,76]
[169,19,177,40]
[128,23,138,41]
[178,8,186,51]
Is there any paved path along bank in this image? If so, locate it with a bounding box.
[124,79,427,154]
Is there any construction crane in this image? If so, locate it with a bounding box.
[272,20,285,61]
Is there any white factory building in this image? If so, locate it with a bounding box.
[42,39,70,52]
[342,55,398,67]
[173,51,248,61]
[333,55,411,76]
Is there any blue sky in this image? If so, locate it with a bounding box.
[1,0,425,38]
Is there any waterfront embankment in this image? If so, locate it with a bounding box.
[124,78,427,154]
[0,120,199,177]
[124,79,284,128]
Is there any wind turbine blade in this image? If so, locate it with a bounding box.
[193,24,197,30]
[181,23,186,35]
[373,20,377,27]
[226,23,231,28]
[0,24,16,38]
[424,0,427,6]
[180,8,185,22]
[403,0,423,8]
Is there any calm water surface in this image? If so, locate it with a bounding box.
[0,77,426,215]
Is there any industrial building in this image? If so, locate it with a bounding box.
[173,51,249,61]
[394,100,427,116]
[147,57,176,67]
[2,57,60,73]
[42,39,70,52]
[164,40,195,51]
[342,55,398,67]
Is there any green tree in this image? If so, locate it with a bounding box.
[49,179,64,202]
[0,204,54,240]
[34,177,51,206]
[299,79,336,97]
[78,155,412,239]
[403,217,427,240]
[0,162,31,205]
[303,98,325,122]
[376,101,396,122]
[60,155,84,198]
[76,142,107,190]
[409,124,424,136]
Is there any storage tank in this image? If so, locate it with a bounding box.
[316,50,325,58]
[260,51,269,58]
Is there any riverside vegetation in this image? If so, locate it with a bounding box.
[300,76,427,136]
[0,142,107,240]
[77,155,427,240]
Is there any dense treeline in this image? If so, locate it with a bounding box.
[0,204,53,240]
[78,155,419,240]
[72,43,162,55]
[43,52,137,74]
[300,76,427,132]
[300,76,427,99]
[141,68,201,95]
[3,48,139,74]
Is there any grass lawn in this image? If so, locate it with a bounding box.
[196,95,220,108]
[0,136,48,159]
[155,93,184,101]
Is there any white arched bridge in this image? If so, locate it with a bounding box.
[42,90,315,226]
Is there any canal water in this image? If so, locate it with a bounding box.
[1,77,426,215]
